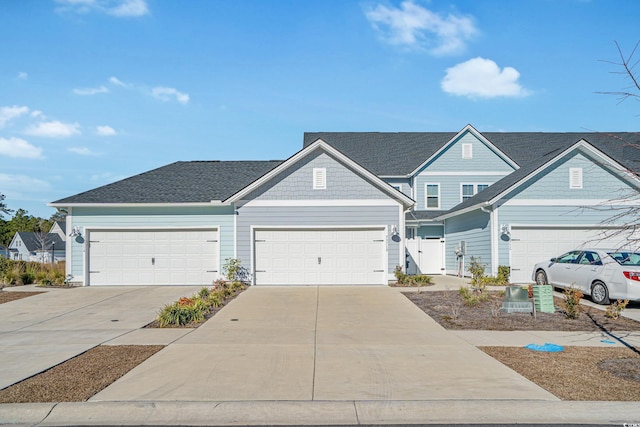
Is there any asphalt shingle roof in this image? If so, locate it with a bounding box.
[53,160,283,204]
[16,232,64,252]
[304,131,640,176]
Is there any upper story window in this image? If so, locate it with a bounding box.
[313,168,326,190]
[569,167,583,189]
[462,143,473,159]
[425,183,440,209]
[461,183,489,201]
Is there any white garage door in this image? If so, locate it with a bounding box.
[509,227,629,283]
[89,229,219,285]
[254,228,386,285]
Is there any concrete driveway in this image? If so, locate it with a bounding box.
[91,286,557,401]
[0,285,200,389]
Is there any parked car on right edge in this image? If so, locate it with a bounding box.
[532,248,640,305]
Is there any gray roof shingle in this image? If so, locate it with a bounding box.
[15,232,64,252]
[53,160,283,204]
[304,131,640,176]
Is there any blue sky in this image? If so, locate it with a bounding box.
[1,0,639,218]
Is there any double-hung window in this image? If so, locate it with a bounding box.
[425,183,440,209]
[461,183,489,202]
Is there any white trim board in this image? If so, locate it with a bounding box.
[502,199,637,206]
[419,171,510,176]
[239,199,401,207]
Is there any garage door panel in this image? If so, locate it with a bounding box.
[89,229,218,286]
[510,227,632,283]
[254,228,386,286]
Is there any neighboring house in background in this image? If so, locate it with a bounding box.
[8,224,66,263]
[49,221,66,241]
[50,125,640,286]
[0,245,9,259]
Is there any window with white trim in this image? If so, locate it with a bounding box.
[461,183,490,201]
[425,183,440,209]
[569,168,583,189]
[462,143,473,159]
[313,168,326,190]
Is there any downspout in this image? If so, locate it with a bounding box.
[480,203,498,276]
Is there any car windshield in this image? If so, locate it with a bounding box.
[607,251,640,266]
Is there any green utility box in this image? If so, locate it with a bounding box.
[532,285,555,313]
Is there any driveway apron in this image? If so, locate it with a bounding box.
[0,286,200,390]
[92,286,557,401]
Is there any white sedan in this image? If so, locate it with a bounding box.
[532,249,640,305]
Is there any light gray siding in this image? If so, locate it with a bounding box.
[444,210,492,275]
[383,178,413,198]
[511,152,636,200]
[236,205,402,281]
[68,206,234,283]
[417,132,515,173]
[246,151,388,200]
[415,174,507,210]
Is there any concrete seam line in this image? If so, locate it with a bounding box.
[311,285,320,401]
[37,402,58,426]
[353,401,361,425]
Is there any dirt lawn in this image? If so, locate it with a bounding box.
[405,290,640,400]
[0,291,44,304]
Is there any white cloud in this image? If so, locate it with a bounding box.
[25,120,81,138]
[109,76,130,88]
[68,147,100,156]
[0,137,43,159]
[0,105,30,128]
[0,174,51,196]
[365,1,477,55]
[73,85,109,95]
[96,125,117,136]
[17,71,28,80]
[31,110,43,118]
[90,171,126,182]
[109,0,148,16]
[441,57,530,99]
[56,0,149,17]
[151,86,190,104]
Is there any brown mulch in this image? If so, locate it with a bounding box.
[0,291,44,304]
[0,345,163,403]
[404,290,640,331]
[481,346,640,400]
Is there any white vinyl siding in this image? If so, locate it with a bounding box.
[425,183,440,209]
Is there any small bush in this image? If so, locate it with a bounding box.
[468,257,486,286]
[394,265,433,287]
[157,303,205,327]
[605,299,629,320]
[497,266,510,284]
[222,258,249,284]
[198,287,211,299]
[560,287,583,319]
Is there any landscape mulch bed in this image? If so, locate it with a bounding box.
[0,345,163,403]
[0,291,44,304]
[481,346,640,401]
[404,290,640,331]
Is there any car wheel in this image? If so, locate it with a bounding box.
[535,270,548,286]
[591,281,610,305]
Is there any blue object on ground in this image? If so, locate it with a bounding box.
[524,343,564,352]
[600,339,616,344]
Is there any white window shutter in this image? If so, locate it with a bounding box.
[569,168,583,189]
[313,168,326,189]
[462,143,473,159]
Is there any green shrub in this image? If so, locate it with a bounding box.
[222,258,249,284]
[157,302,205,327]
[19,272,35,285]
[198,287,211,299]
[208,292,223,307]
[394,265,433,287]
[560,287,583,319]
[497,265,511,284]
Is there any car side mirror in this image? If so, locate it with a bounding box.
[550,257,556,262]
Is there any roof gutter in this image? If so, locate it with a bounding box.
[48,202,227,208]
